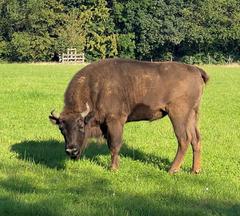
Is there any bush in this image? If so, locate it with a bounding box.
[0,39,8,60]
[181,52,232,65]
[8,32,54,62]
[117,33,136,59]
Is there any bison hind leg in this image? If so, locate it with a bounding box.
[189,111,201,174]
[168,103,201,174]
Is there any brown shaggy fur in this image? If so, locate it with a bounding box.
[57,59,209,173]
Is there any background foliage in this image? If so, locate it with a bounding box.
[0,0,240,62]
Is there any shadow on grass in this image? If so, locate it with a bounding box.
[66,172,240,216]
[11,139,66,169]
[84,139,171,171]
[0,173,64,216]
[1,168,239,216]
[0,197,65,216]
[11,140,170,170]
[11,139,171,171]
[0,176,38,194]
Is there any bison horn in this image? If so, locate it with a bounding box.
[50,109,59,119]
[49,109,60,125]
[80,103,90,118]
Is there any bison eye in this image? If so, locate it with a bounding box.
[77,118,85,129]
[78,124,84,133]
[77,122,85,133]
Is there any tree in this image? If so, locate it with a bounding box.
[84,0,118,60]
[55,9,91,54]
[0,0,240,62]
[0,0,64,61]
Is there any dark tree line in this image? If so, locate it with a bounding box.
[0,0,239,63]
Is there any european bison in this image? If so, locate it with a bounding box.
[49,58,208,173]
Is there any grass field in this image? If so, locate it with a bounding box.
[0,63,239,216]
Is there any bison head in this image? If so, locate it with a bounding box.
[49,103,93,159]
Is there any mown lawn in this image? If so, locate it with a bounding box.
[0,63,239,216]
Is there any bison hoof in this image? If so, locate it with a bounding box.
[110,165,119,172]
[191,169,201,174]
[168,169,180,174]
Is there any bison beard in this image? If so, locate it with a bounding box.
[49,58,209,174]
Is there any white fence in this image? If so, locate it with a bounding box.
[60,48,85,63]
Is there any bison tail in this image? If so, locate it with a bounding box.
[197,67,209,84]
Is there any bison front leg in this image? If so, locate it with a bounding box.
[106,119,124,171]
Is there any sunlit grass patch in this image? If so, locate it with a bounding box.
[0,63,239,216]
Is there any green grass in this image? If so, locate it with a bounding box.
[0,63,240,216]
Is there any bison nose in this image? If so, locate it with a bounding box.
[66,147,79,155]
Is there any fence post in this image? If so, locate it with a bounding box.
[208,53,211,64]
[59,48,85,63]
[228,55,232,64]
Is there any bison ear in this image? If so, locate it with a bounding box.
[49,110,60,125]
[84,111,95,125]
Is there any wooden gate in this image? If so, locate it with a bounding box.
[60,48,85,63]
